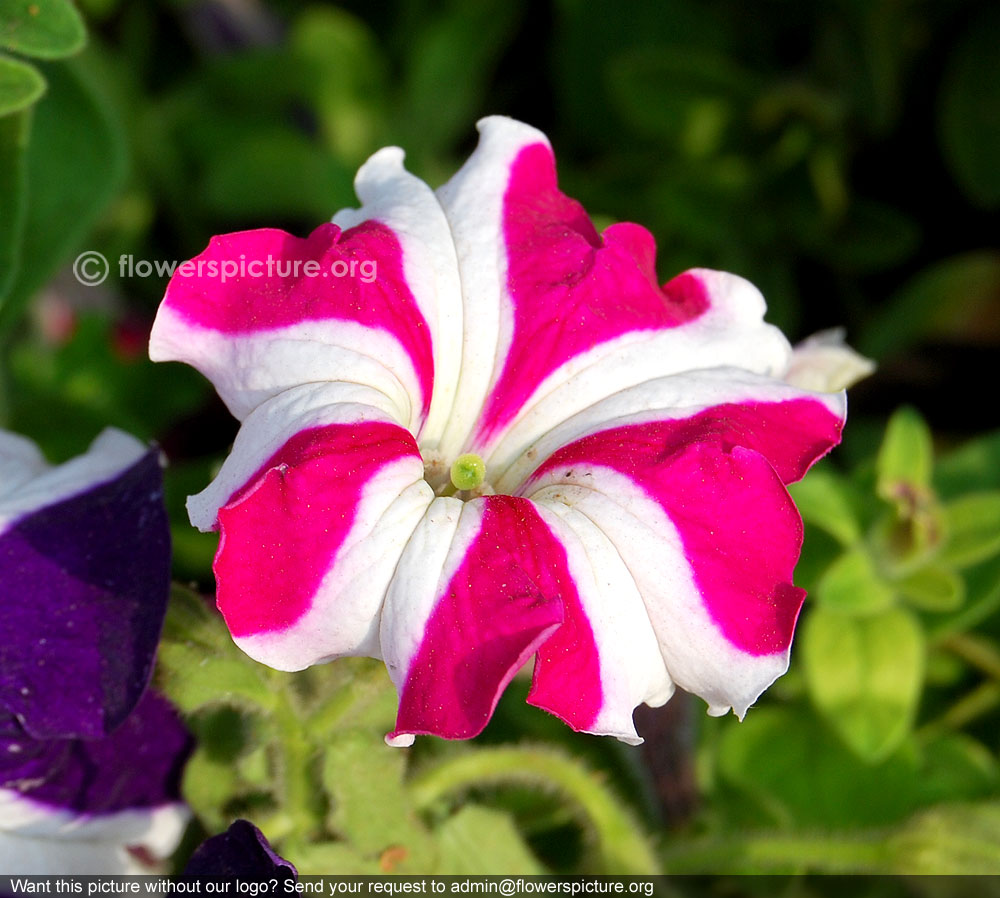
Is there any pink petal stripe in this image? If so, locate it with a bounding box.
[474,143,710,444]
[390,494,599,741]
[161,223,434,416]
[526,566,603,733]
[531,399,842,655]
[215,421,421,637]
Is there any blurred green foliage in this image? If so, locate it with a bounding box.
[1,0,999,881]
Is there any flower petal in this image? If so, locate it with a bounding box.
[784,327,876,392]
[433,116,791,458]
[0,429,171,740]
[0,691,191,874]
[527,501,674,744]
[521,377,844,717]
[332,147,464,449]
[149,222,436,433]
[184,820,296,878]
[193,382,433,670]
[382,495,566,745]
[484,269,794,476]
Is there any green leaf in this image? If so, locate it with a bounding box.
[936,429,1000,497]
[715,708,918,829]
[886,802,1000,874]
[715,710,996,834]
[607,48,756,151]
[0,0,85,59]
[200,131,355,221]
[938,4,1000,207]
[789,467,862,546]
[398,0,524,160]
[916,734,998,808]
[0,53,44,114]
[802,605,924,762]
[321,729,434,871]
[876,406,933,499]
[860,252,1000,359]
[820,199,920,274]
[930,555,1000,641]
[815,548,896,615]
[435,806,546,875]
[284,842,379,876]
[180,749,242,833]
[895,564,964,613]
[0,58,126,332]
[289,6,387,163]
[0,108,29,302]
[940,492,1000,568]
[156,584,278,715]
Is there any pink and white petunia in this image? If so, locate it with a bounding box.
[151,116,853,746]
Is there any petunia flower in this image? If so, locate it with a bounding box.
[150,116,848,747]
[183,819,296,879]
[1,693,191,874]
[0,428,189,872]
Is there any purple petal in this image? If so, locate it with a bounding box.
[1,690,191,816]
[184,820,296,878]
[0,447,171,740]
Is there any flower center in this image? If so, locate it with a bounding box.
[450,453,486,491]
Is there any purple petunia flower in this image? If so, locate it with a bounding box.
[184,820,296,878]
[0,429,189,873]
[150,116,850,747]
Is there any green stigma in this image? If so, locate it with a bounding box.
[450,453,487,492]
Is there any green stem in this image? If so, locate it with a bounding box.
[917,681,1000,741]
[939,632,1000,681]
[661,831,887,874]
[409,745,661,874]
[271,678,323,839]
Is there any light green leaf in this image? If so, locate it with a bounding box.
[789,467,862,546]
[321,729,434,871]
[940,492,1000,568]
[435,806,546,875]
[876,406,933,500]
[0,53,44,114]
[157,584,278,715]
[895,564,964,613]
[286,842,379,876]
[816,548,896,615]
[180,750,242,833]
[157,649,279,716]
[0,58,126,332]
[938,4,1000,208]
[0,108,29,301]
[886,802,1000,874]
[802,605,924,762]
[0,0,85,59]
